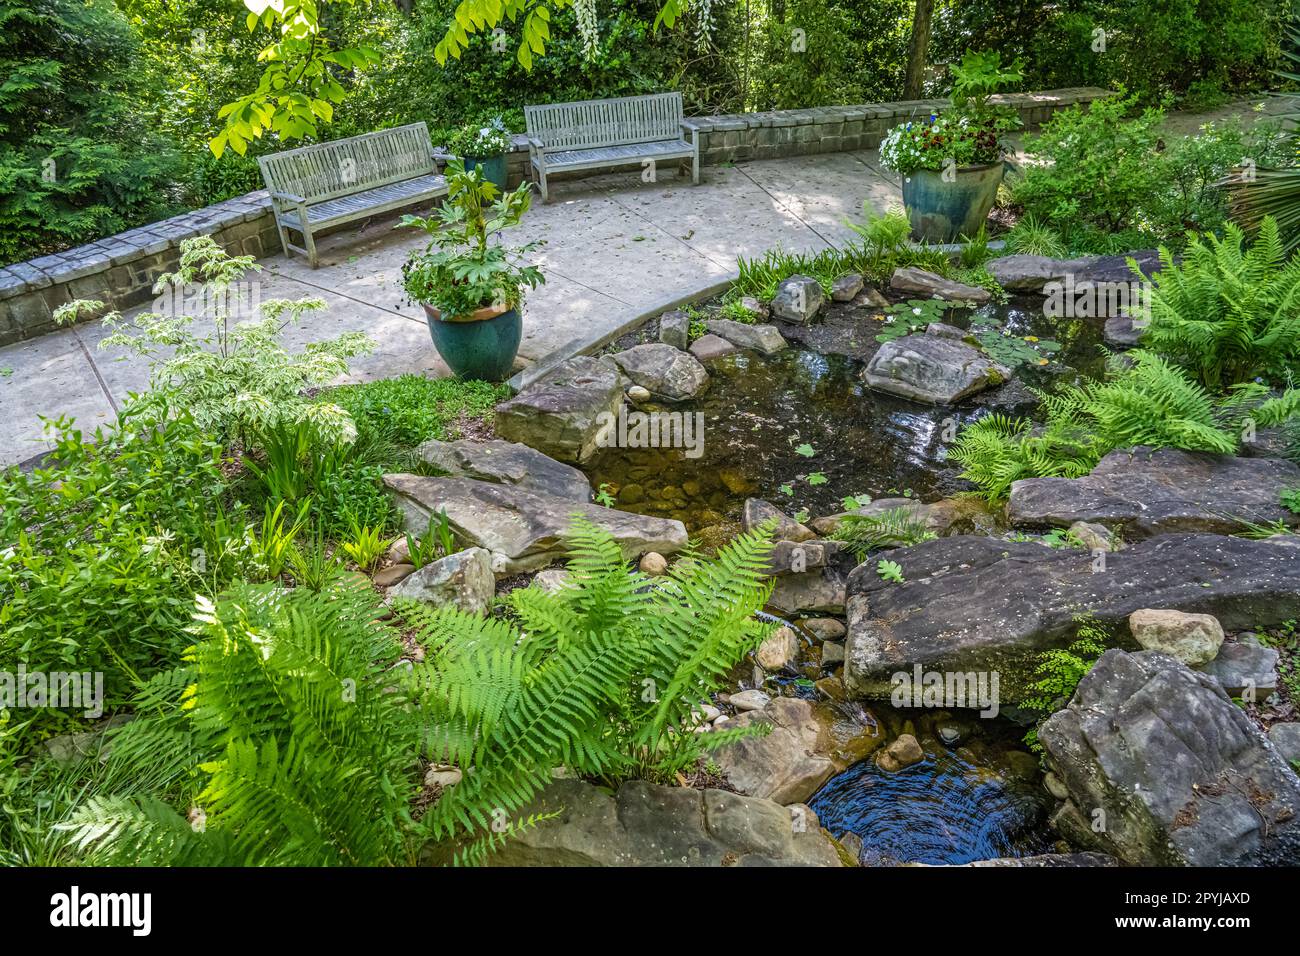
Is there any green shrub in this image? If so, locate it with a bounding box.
[64,519,779,866]
[1011,92,1165,240]
[80,237,374,447]
[935,0,1289,106]
[1146,120,1291,240]
[0,0,183,263]
[0,406,230,745]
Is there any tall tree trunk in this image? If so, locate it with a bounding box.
[904,0,935,99]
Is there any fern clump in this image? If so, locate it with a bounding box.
[1019,616,1109,751]
[1141,217,1300,390]
[404,516,777,863]
[63,577,430,866]
[64,518,781,866]
[951,351,1300,501]
[831,506,937,561]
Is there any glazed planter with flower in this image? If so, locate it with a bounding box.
[449,118,512,191]
[880,52,1024,243]
[400,160,543,382]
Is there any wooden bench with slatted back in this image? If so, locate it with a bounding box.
[258,123,447,267]
[523,92,699,202]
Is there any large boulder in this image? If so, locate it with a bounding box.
[415,438,592,502]
[862,333,1010,405]
[986,250,1165,294]
[383,475,687,573]
[1008,446,1300,538]
[476,778,843,867]
[714,697,882,804]
[985,254,1077,292]
[494,356,623,464]
[889,267,991,304]
[1040,649,1300,866]
[705,318,788,355]
[386,547,495,615]
[770,274,825,324]
[843,533,1300,699]
[610,343,710,401]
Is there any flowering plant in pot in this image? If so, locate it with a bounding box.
[879,51,1025,243]
[448,117,512,190]
[400,159,544,381]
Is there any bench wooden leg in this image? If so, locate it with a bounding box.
[692,151,700,185]
[303,227,319,269]
[538,168,550,203]
[273,219,293,259]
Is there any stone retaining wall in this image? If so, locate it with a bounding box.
[0,87,1107,347]
[681,87,1108,166]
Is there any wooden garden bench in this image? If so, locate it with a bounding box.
[258,122,447,267]
[524,92,700,202]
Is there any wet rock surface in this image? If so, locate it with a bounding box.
[843,533,1300,699]
[384,474,688,573]
[610,343,710,401]
[1008,446,1300,537]
[494,356,623,464]
[714,697,881,804]
[478,778,843,867]
[415,438,592,502]
[1040,649,1300,866]
[862,333,1010,405]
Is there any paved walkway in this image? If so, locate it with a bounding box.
[0,149,903,467]
[0,95,1286,468]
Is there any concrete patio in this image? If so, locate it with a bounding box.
[0,149,903,467]
[0,93,1286,469]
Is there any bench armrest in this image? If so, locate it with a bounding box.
[269,189,308,205]
[526,136,547,152]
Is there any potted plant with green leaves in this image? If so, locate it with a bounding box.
[400,160,543,381]
[879,52,1025,243]
[448,117,512,191]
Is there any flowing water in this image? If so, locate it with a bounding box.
[586,297,1106,537]
[584,295,1102,862]
[808,716,1057,865]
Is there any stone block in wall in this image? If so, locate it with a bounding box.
[1,291,55,344]
[0,268,26,301]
